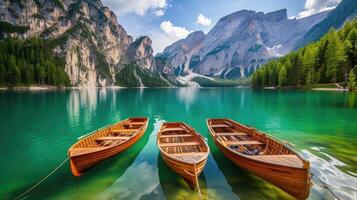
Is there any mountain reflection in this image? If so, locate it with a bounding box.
[67,89,99,126]
[177,87,199,108]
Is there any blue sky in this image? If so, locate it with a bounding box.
[101,0,341,53]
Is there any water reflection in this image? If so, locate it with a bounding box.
[67,89,98,127]
[93,117,165,200]
[67,90,80,125]
[158,154,208,200]
[346,92,357,108]
[200,154,240,200]
[177,88,199,109]
[99,88,107,102]
[95,162,160,199]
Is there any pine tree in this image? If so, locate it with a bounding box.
[0,37,70,86]
[303,46,317,85]
[296,54,304,86]
[0,64,5,85]
[348,68,356,91]
[14,64,21,85]
[39,65,46,84]
[325,33,346,82]
[278,65,287,87]
[346,28,357,67]
[251,72,257,87]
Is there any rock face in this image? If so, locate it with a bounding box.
[155,31,206,75]
[156,9,329,79]
[126,36,155,71]
[0,0,155,87]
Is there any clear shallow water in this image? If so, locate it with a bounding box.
[0,88,356,200]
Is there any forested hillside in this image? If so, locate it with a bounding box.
[251,18,357,88]
[0,38,70,86]
[115,64,170,87]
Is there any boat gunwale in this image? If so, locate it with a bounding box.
[68,117,149,158]
[206,118,309,170]
[157,122,209,165]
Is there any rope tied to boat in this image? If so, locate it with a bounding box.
[15,157,69,200]
[193,163,203,200]
[311,173,341,200]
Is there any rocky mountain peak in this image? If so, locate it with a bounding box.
[186,31,205,43]
[217,9,254,23]
[162,31,206,55]
[127,36,155,71]
[216,8,287,25]
[264,9,287,22]
[155,30,206,75]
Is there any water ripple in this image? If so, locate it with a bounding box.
[301,149,357,200]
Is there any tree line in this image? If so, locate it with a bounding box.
[252,18,357,89]
[0,37,70,86]
[115,64,169,87]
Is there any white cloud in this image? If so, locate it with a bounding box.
[155,9,165,16]
[150,31,176,53]
[297,0,341,19]
[160,21,192,40]
[102,0,167,16]
[196,13,212,26]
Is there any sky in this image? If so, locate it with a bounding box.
[101,0,342,54]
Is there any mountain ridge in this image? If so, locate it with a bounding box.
[155,8,330,79]
[294,0,357,49]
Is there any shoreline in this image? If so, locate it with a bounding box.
[312,88,349,91]
[0,85,355,92]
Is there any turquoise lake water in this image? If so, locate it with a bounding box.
[0,88,356,199]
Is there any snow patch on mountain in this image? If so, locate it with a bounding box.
[266,44,283,57]
[176,70,214,87]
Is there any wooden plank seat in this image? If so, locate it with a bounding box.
[170,152,208,157]
[250,155,304,168]
[95,136,130,141]
[224,140,264,146]
[161,127,186,132]
[125,122,146,125]
[160,134,192,138]
[216,132,247,136]
[210,124,232,128]
[160,141,201,147]
[109,129,136,133]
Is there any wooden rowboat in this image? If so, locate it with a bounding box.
[68,117,148,176]
[207,118,311,200]
[157,122,209,191]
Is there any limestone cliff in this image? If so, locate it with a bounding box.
[0,0,156,87]
[126,36,155,71]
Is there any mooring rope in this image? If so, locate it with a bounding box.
[311,173,341,200]
[15,157,69,200]
[193,164,203,200]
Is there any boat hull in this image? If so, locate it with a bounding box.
[212,137,310,200]
[69,122,148,176]
[160,151,207,189]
